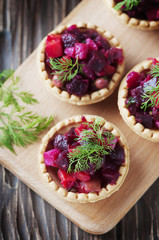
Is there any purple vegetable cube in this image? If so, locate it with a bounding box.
[86,38,98,50]
[126,71,140,89]
[43,149,61,167]
[61,33,78,48]
[87,50,106,73]
[135,111,153,128]
[74,43,89,60]
[64,47,75,58]
[66,77,89,97]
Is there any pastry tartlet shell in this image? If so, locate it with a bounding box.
[105,0,159,30]
[118,58,159,142]
[37,22,125,105]
[38,115,130,203]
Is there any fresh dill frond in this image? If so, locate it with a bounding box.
[49,57,83,83]
[0,69,14,85]
[114,0,141,11]
[149,63,159,79]
[141,63,159,111]
[141,83,159,111]
[68,118,117,173]
[0,69,54,154]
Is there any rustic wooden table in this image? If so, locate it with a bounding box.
[0,0,159,239]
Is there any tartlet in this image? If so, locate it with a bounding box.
[118,58,159,142]
[37,22,125,105]
[105,0,159,30]
[38,115,130,203]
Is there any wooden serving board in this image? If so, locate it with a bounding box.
[1,0,159,235]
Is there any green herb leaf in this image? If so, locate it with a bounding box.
[126,97,136,107]
[0,69,54,154]
[49,57,83,83]
[0,69,14,85]
[141,83,159,111]
[141,63,159,111]
[68,118,117,173]
[114,0,141,11]
[149,62,159,79]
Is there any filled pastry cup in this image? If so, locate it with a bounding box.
[37,22,125,105]
[38,115,130,203]
[105,0,159,30]
[118,58,159,142]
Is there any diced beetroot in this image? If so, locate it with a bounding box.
[140,74,151,86]
[86,38,98,50]
[81,116,87,122]
[128,103,137,116]
[88,50,106,73]
[102,169,119,185]
[64,47,75,58]
[74,43,89,60]
[94,35,110,50]
[135,111,153,128]
[73,171,91,182]
[103,65,116,77]
[152,107,159,121]
[61,33,79,48]
[95,78,109,89]
[76,178,101,193]
[67,25,77,31]
[46,34,62,44]
[104,48,124,65]
[57,169,76,189]
[155,121,159,128]
[126,71,140,89]
[143,77,157,90]
[52,74,63,88]
[146,8,159,21]
[43,149,61,167]
[56,150,69,171]
[108,143,125,165]
[45,34,63,58]
[131,86,143,107]
[66,78,89,97]
[53,134,68,150]
[65,127,77,143]
[74,123,89,136]
[82,63,96,80]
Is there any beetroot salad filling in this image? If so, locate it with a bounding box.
[43,116,125,194]
[44,25,124,97]
[115,0,159,21]
[125,59,159,129]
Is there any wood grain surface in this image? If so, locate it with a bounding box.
[0,0,159,239]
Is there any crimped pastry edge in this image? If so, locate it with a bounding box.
[36,22,125,105]
[38,115,130,203]
[118,58,159,142]
[105,0,159,30]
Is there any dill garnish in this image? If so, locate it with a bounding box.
[141,63,159,111]
[68,118,117,173]
[114,0,141,11]
[49,57,83,83]
[0,70,53,154]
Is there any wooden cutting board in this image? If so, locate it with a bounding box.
[0,0,159,235]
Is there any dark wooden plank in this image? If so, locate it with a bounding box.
[0,0,158,239]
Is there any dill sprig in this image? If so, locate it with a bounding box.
[49,57,83,83]
[141,63,159,111]
[68,118,117,173]
[0,70,54,154]
[114,0,141,11]
[150,63,159,79]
